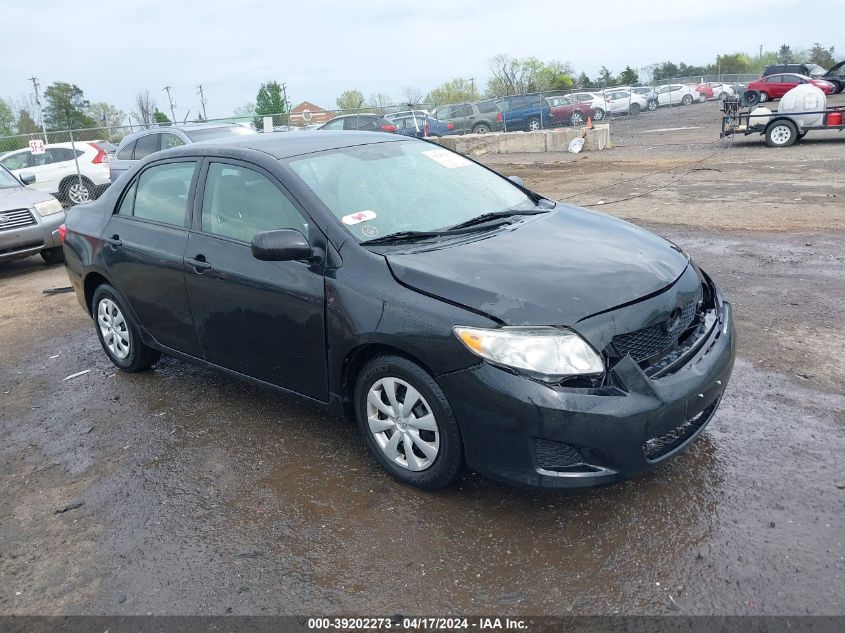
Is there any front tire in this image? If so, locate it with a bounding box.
[92,284,161,372]
[647,100,657,111]
[592,108,605,120]
[40,246,64,265]
[765,120,798,147]
[759,92,769,103]
[526,117,541,131]
[355,355,463,490]
[629,103,641,115]
[681,95,693,106]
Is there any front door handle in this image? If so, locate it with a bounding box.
[186,254,212,272]
[104,234,122,248]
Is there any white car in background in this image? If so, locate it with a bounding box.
[602,89,649,115]
[655,84,701,106]
[567,92,608,120]
[705,82,736,100]
[0,142,110,205]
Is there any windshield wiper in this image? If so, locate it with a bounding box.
[362,230,453,245]
[445,208,549,231]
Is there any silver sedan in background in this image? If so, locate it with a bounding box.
[0,165,66,264]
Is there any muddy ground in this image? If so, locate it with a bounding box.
[1,101,843,616]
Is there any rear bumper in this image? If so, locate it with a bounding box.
[0,211,65,262]
[438,302,736,489]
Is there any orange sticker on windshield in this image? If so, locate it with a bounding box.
[342,210,377,225]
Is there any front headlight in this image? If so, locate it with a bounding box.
[453,326,604,380]
[33,199,63,217]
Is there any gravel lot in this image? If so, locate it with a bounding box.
[1,100,843,617]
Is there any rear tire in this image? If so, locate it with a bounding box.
[92,284,161,372]
[355,354,463,490]
[647,100,657,111]
[40,246,64,265]
[569,111,585,126]
[526,117,541,131]
[765,120,798,147]
[472,123,490,134]
[592,108,605,120]
[681,95,693,106]
[629,103,641,115]
[758,92,769,103]
[60,177,93,206]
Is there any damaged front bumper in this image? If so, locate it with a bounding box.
[437,297,736,490]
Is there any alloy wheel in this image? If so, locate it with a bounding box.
[97,298,130,360]
[366,377,440,472]
[68,182,91,205]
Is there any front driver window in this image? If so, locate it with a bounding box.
[201,163,308,243]
[1,152,30,170]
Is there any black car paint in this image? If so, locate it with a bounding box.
[63,132,735,489]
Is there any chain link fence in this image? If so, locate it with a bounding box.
[0,72,762,208]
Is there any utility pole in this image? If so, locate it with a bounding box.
[469,77,476,96]
[162,86,176,123]
[196,84,207,121]
[281,82,290,126]
[28,76,48,142]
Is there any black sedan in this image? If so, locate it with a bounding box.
[61,132,735,490]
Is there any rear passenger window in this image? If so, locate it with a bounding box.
[477,100,497,113]
[117,181,137,215]
[201,162,308,242]
[132,162,196,226]
[133,134,161,160]
[116,140,136,160]
[452,105,472,118]
[160,134,185,150]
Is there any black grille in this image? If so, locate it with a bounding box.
[0,208,37,232]
[535,439,583,469]
[611,289,702,363]
[642,400,718,461]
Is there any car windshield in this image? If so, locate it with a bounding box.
[0,166,21,189]
[183,126,255,142]
[286,141,534,242]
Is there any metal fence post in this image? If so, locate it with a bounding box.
[68,128,85,204]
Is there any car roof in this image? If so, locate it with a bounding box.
[117,122,245,147]
[158,130,409,160]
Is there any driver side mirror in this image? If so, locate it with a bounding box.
[508,175,525,187]
[251,229,313,262]
[19,172,35,185]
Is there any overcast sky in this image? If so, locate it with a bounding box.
[2,0,842,121]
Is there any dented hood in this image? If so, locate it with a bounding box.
[386,206,689,325]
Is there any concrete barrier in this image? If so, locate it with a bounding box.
[431,124,610,155]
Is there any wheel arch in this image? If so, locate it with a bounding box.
[83,269,114,315]
[339,342,439,422]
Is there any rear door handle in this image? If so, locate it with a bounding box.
[104,234,122,248]
[186,254,212,272]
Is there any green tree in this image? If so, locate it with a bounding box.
[255,80,287,123]
[425,78,479,107]
[87,102,124,130]
[575,72,593,89]
[596,66,613,88]
[336,89,366,113]
[713,53,753,74]
[535,60,575,91]
[153,108,171,125]
[777,44,793,63]
[0,99,14,136]
[16,110,40,135]
[43,82,97,130]
[808,43,836,68]
[616,66,639,85]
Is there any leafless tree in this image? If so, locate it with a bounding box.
[368,92,392,114]
[131,90,156,126]
[401,86,423,107]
